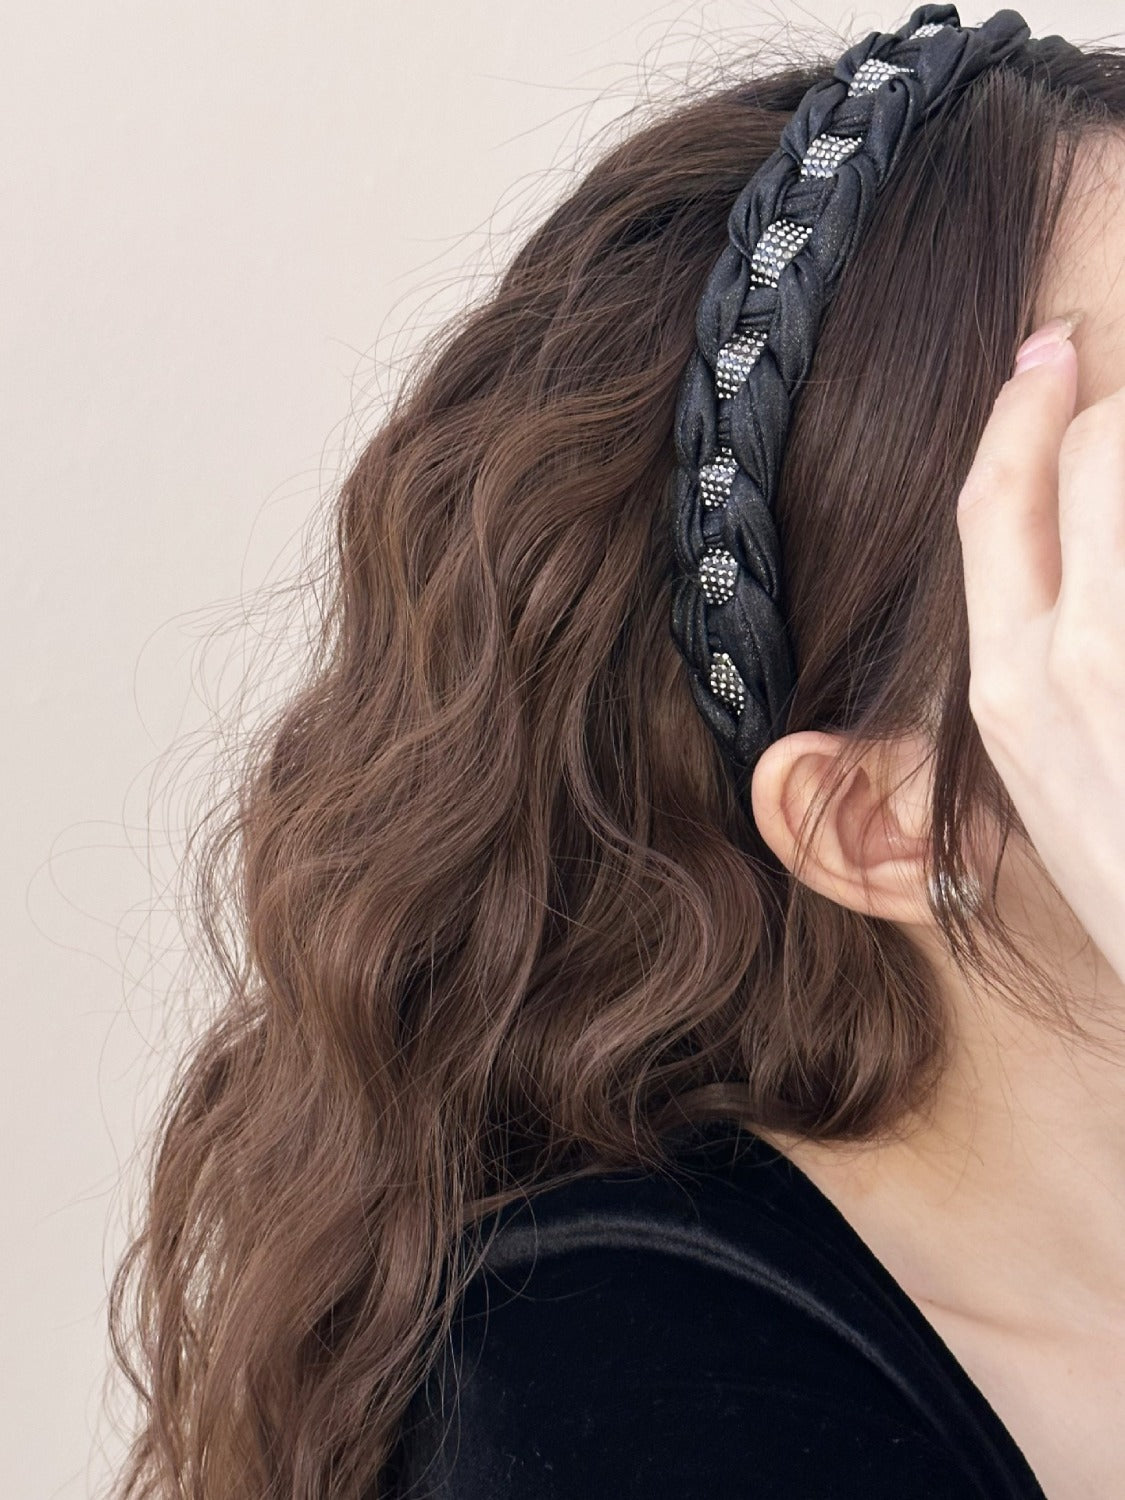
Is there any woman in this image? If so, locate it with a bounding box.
[106,6,1125,1497]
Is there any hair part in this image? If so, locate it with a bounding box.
[105,30,1125,1500]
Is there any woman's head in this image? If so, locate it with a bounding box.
[751,119,1125,1079]
[106,24,1125,1500]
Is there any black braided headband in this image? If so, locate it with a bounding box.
[669,3,1081,785]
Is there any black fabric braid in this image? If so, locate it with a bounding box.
[669,3,1078,787]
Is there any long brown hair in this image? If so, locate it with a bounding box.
[105,26,1125,1500]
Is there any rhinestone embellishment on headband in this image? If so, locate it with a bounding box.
[799,132,863,178]
[712,220,813,402]
[698,447,738,507]
[715,328,769,398]
[698,548,739,605]
[847,58,916,94]
[709,652,747,712]
[748,219,813,287]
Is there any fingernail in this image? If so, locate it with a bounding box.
[1013,309,1086,374]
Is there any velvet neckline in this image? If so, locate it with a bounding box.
[706,1121,1048,1498]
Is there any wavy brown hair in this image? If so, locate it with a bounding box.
[105,23,1125,1500]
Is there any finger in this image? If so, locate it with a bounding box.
[956,332,1079,668]
[1056,380,1125,620]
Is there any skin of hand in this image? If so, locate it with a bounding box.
[956,310,1125,989]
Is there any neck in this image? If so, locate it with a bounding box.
[761,947,1125,1340]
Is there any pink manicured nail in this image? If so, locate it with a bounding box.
[1013,310,1085,374]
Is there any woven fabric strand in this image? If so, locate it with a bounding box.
[666,3,1054,787]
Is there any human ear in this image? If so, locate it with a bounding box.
[749,730,935,924]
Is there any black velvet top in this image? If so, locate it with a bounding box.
[397,1119,1047,1498]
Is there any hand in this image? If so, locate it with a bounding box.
[956,312,1125,987]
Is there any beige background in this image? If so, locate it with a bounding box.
[5,1,1118,1494]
